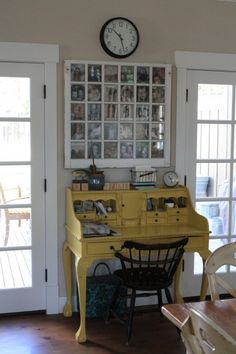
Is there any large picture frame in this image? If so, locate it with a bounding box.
[64,60,172,168]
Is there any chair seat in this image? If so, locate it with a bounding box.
[114,267,172,291]
[107,238,189,343]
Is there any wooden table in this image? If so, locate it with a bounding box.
[161,299,236,345]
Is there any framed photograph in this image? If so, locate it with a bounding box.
[137,86,149,102]
[151,123,165,140]
[88,64,102,82]
[71,103,85,120]
[152,105,165,122]
[136,105,149,121]
[120,123,133,140]
[71,64,85,82]
[87,103,101,121]
[120,85,134,102]
[104,123,118,140]
[152,67,165,84]
[120,142,134,158]
[151,141,164,158]
[137,66,150,84]
[120,104,134,119]
[121,66,134,83]
[88,142,102,158]
[104,104,118,120]
[152,87,165,103]
[136,123,149,140]
[88,84,101,101]
[88,123,102,139]
[64,60,171,168]
[104,65,118,82]
[104,85,118,102]
[71,84,85,101]
[136,142,149,158]
[104,142,118,158]
[71,123,85,140]
[71,142,85,159]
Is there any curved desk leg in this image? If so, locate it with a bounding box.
[63,241,73,317]
[198,250,211,301]
[175,262,184,303]
[75,258,91,343]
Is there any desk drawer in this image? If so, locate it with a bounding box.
[146,211,167,218]
[168,215,188,223]
[87,241,122,255]
[167,208,187,216]
[147,217,167,224]
[77,212,96,220]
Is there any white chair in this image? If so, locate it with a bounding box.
[181,308,236,354]
[0,184,30,246]
[204,242,236,300]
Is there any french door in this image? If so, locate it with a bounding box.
[180,70,236,296]
[0,63,46,312]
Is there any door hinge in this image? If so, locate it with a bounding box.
[43,85,46,99]
[184,175,187,186]
[182,259,185,272]
[45,269,48,282]
[44,178,47,192]
[186,89,188,102]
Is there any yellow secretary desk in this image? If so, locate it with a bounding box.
[63,186,210,343]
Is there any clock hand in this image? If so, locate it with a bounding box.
[112,28,123,40]
[111,29,125,52]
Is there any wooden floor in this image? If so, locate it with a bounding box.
[0,220,31,289]
[0,311,185,354]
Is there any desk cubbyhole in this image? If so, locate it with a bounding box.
[177,197,187,208]
[95,199,117,213]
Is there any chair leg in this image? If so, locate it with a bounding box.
[157,289,163,313]
[164,287,173,304]
[127,289,136,344]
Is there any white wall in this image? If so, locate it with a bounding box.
[1,0,236,296]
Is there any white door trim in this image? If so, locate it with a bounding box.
[0,42,59,314]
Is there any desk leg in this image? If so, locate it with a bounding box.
[198,250,211,301]
[175,262,184,303]
[63,241,73,317]
[75,258,91,343]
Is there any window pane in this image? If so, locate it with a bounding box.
[194,238,227,275]
[197,124,231,159]
[0,165,31,203]
[0,250,31,288]
[196,163,230,198]
[196,201,226,236]
[197,84,232,121]
[0,77,30,118]
[0,208,31,247]
[0,122,30,161]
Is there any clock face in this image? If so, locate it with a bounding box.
[100,17,139,58]
[163,171,179,188]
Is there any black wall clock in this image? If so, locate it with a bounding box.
[100,17,139,59]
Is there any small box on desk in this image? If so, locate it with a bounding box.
[103,182,130,190]
[72,181,88,191]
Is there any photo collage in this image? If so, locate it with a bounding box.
[65,60,171,163]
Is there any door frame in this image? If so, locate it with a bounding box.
[0,42,59,314]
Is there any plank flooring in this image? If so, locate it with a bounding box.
[0,220,31,289]
[0,311,185,354]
